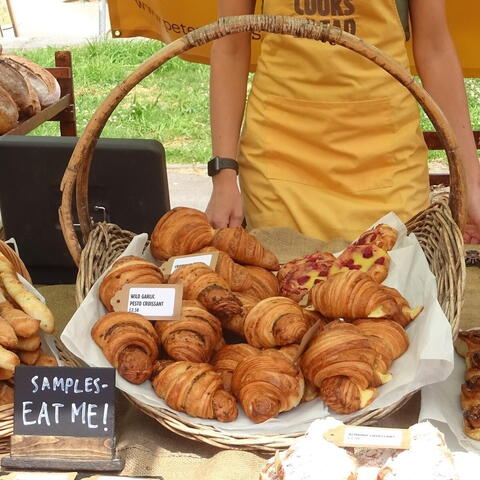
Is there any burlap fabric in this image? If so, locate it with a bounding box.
[34,227,479,480]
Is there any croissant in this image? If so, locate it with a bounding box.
[150,207,215,260]
[381,286,423,327]
[329,245,390,284]
[211,227,279,271]
[168,263,241,317]
[271,344,318,403]
[301,321,378,392]
[352,318,409,360]
[219,293,259,338]
[244,297,310,348]
[310,270,401,321]
[99,255,165,312]
[91,312,159,384]
[241,266,279,300]
[319,376,378,414]
[231,349,304,423]
[353,223,398,251]
[154,300,223,363]
[213,343,261,392]
[278,251,335,302]
[0,301,40,338]
[199,247,253,292]
[151,360,238,422]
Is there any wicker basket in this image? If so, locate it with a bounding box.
[58,15,466,452]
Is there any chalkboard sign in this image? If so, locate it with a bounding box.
[14,366,115,438]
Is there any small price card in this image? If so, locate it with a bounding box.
[111,283,183,320]
[324,425,411,450]
[161,252,219,276]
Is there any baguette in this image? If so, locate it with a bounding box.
[0,252,55,333]
[0,85,18,134]
[2,55,61,108]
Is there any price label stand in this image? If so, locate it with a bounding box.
[1,366,124,472]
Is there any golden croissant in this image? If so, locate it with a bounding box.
[301,321,378,392]
[231,349,304,423]
[241,265,280,300]
[150,207,214,260]
[99,255,165,312]
[154,300,223,363]
[151,360,238,422]
[199,247,253,292]
[219,293,259,338]
[213,343,260,392]
[212,227,279,271]
[311,270,401,320]
[319,376,377,414]
[91,312,159,384]
[381,286,423,327]
[168,262,242,317]
[244,296,310,348]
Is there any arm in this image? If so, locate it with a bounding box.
[205,0,255,228]
[410,0,480,243]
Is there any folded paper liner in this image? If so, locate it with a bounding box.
[61,212,454,436]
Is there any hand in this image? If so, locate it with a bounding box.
[464,178,480,244]
[205,170,244,228]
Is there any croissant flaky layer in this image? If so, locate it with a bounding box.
[150,207,215,260]
[168,262,242,317]
[151,360,238,422]
[244,296,310,348]
[212,227,279,271]
[91,312,159,384]
[213,343,261,392]
[154,301,223,363]
[199,247,253,292]
[241,265,280,300]
[231,349,304,423]
[99,255,165,311]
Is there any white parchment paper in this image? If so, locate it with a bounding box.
[61,212,454,435]
[420,352,480,454]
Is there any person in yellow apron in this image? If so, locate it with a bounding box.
[206,0,480,243]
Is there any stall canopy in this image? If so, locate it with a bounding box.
[108,0,480,78]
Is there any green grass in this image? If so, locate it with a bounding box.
[14,39,211,164]
[10,38,480,165]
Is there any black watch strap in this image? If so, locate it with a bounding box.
[207,157,239,177]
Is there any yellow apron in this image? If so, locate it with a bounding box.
[239,0,430,241]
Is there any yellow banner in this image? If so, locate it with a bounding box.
[108,0,480,77]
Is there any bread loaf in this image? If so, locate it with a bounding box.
[0,85,18,134]
[0,59,40,119]
[1,55,61,109]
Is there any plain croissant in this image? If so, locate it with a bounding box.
[150,207,215,260]
[199,246,253,292]
[301,321,379,413]
[311,270,400,320]
[99,255,165,311]
[241,265,280,300]
[168,262,242,317]
[231,349,304,423]
[218,293,259,338]
[211,227,279,271]
[244,296,310,348]
[151,360,238,422]
[91,312,159,384]
[213,343,261,392]
[154,300,223,363]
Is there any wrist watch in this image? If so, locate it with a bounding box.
[207,156,239,177]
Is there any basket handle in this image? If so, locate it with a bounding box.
[59,15,466,266]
